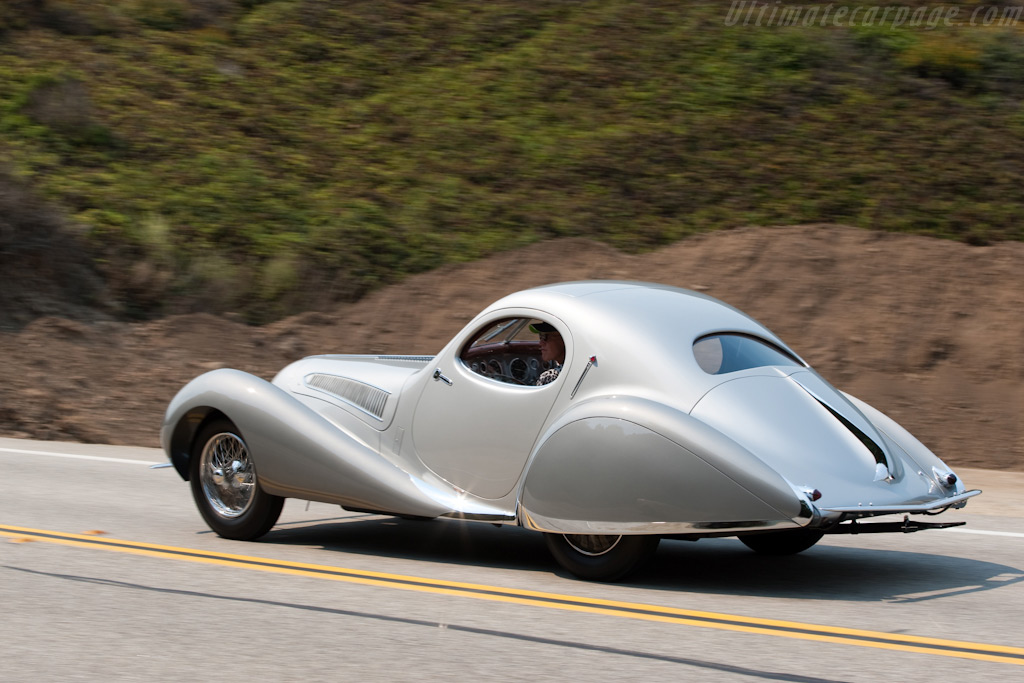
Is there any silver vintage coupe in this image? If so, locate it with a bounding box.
[162,281,979,580]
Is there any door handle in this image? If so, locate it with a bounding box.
[432,368,453,386]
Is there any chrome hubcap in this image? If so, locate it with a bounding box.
[564,534,622,556]
[199,432,255,518]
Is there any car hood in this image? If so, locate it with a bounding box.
[690,370,957,511]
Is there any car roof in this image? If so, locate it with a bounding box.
[487,280,786,348]
[470,281,808,412]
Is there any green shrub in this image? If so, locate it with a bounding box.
[2,0,1023,322]
[126,0,191,31]
[899,33,983,88]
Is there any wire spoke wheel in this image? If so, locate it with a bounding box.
[563,534,622,556]
[199,432,256,518]
[189,418,283,540]
[544,533,659,581]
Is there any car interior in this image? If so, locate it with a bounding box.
[459,317,559,386]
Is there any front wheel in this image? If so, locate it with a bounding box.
[189,418,283,540]
[739,528,824,555]
[544,533,660,581]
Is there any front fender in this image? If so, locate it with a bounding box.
[519,396,812,535]
[160,369,450,517]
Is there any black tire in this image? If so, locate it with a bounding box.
[544,533,660,582]
[189,418,284,540]
[739,528,824,556]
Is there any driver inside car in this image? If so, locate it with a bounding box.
[531,322,565,385]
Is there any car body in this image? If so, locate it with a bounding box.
[162,281,980,580]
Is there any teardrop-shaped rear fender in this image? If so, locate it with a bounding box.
[520,396,810,534]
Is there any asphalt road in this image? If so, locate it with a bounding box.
[2,437,1023,682]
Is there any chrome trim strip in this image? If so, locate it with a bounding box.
[304,373,390,420]
[518,511,802,535]
[570,356,597,399]
[410,478,516,521]
[822,489,981,515]
[438,510,517,522]
[375,355,434,363]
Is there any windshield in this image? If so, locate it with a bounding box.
[693,333,802,375]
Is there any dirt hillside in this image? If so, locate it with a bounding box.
[1,224,1021,470]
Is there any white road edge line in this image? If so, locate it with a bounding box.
[2,446,1021,538]
[0,447,159,466]
[939,528,1024,539]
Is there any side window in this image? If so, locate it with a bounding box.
[460,317,562,386]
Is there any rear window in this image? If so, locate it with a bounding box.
[693,333,802,375]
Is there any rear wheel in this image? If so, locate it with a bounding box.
[189,418,283,540]
[544,533,660,581]
[739,528,824,555]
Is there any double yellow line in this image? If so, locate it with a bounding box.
[3,523,1022,666]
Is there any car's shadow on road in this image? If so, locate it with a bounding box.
[264,514,557,574]
[644,536,1024,603]
[259,515,1023,603]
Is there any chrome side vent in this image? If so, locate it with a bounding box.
[376,355,434,363]
[305,373,389,420]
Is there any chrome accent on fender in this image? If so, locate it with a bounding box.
[822,489,981,516]
[149,462,174,469]
[519,511,801,535]
[409,478,516,522]
[570,355,597,399]
[376,355,434,363]
[438,510,516,522]
[793,497,821,525]
[304,373,390,420]
[783,479,822,523]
